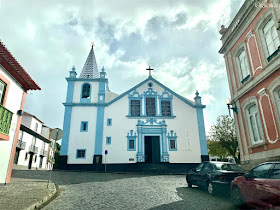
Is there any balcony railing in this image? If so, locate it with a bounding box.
[0,105,13,136]
[29,145,38,154]
[16,140,26,150]
[39,149,48,157]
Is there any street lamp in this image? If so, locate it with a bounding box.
[225,98,238,117]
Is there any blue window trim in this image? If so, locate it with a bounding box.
[128,89,143,116]
[80,121,88,132]
[167,130,177,151]
[127,130,137,151]
[143,86,158,116]
[80,82,91,103]
[76,149,86,159]
[158,90,173,116]
[107,118,112,126]
[106,137,111,145]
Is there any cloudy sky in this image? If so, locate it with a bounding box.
[0,0,244,136]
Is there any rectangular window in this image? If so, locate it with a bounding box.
[31,137,36,146]
[263,19,280,56]
[107,119,112,126]
[0,80,7,105]
[34,123,38,132]
[248,104,264,144]
[161,100,171,116]
[18,130,23,140]
[42,142,45,150]
[238,50,250,81]
[80,121,88,132]
[170,140,176,150]
[129,139,135,150]
[131,100,140,116]
[106,137,111,145]
[76,149,86,158]
[146,97,156,116]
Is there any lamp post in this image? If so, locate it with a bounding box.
[225,98,238,117]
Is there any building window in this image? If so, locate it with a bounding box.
[127,130,137,151]
[170,139,176,150]
[106,137,111,145]
[18,130,23,141]
[76,149,86,158]
[25,153,28,160]
[128,139,135,150]
[128,89,143,117]
[34,155,37,162]
[263,19,280,57]
[161,100,171,116]
[131,100,141,116]
[82,84,91,98]
[238,50,250,83]
[34,123,38,132]
[167,130,177,151]
[0,80,7,105]
[31,136,36,146]
[80,121,88,132]
[247,104,264,144]
[107,119,112,126]
[146,97,156,116]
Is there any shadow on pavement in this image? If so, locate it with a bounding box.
[11,169,159,186]
[150,187,238,210]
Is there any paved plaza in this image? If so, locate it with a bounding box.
[11,170,237,210]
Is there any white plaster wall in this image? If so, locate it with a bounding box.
[16,131,50,169]
[30,117,43,133]
[72,81,99,103]
[21,115,32,128]
[105,90,119,103]
[0,66,24,183]
[41,126,50,139]
[102,80,202,164]
[67,106,97,164]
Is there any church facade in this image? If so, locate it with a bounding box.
[60,47,208,172]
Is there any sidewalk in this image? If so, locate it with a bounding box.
[0,175,57,210]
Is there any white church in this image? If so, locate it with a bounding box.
[59,46,208,172]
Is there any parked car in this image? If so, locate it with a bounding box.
[186,161,245,195]
[231,162,280,208]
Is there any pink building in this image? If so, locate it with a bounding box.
[219,0,280,170]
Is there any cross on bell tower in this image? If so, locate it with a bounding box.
[146,66,154,77]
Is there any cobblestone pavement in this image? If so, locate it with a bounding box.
[12,170,237,210]
[0,175,56,210]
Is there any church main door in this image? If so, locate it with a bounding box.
[144,136,160,163]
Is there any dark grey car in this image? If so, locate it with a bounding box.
[186,161,245,195]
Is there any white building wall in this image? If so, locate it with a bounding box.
[0,66,24,183]
[21,115,32,128]
[67,106,97,164]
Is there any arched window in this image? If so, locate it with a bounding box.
[82,84,90,98]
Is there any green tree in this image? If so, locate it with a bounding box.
[209,115,240,163]
[207,140,229,159]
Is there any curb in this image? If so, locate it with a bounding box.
[24,182,58,210]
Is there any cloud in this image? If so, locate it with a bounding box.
[0,0,243,133]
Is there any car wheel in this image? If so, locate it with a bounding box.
[231,186,244,207]
[187,179,192,188]
[207,181,215,195]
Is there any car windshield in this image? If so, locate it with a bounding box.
[213,163,244,171]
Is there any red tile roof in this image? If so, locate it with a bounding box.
[0,41,40,90]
